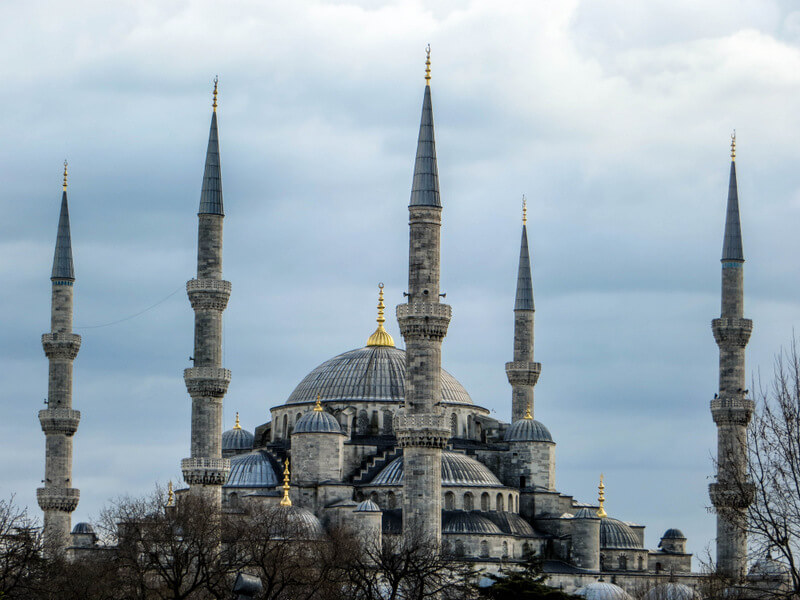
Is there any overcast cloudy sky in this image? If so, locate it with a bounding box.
[2,0,800,566]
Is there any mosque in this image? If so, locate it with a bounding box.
[35,52,787,597]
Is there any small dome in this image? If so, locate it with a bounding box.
[748,554,790,578]
[276,505,324,538]
[222,414,254,451]
[600,518,642,549]
[574,507,599,519]
[371,451,503,487]
[443,512,503,535]
[294,405,342,434]
[662,528,686,539]
[643,583,696,600]
[355,499,381,513]
[486,511,538,537]
[71,522,94,534]
[224,451,279,488]
[504,416,553,443]
[575,582,632,600]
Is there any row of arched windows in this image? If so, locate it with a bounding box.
[445,539,523,559]
[441,491,519,512]
[599,554,646,571]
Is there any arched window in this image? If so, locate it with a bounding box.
[357,410,369,435]
[282,414,288,438]
[370,492,379,506]
[523,542,531,557]
[228,492,239,509]
[387,491,396,509]
[502,541,509,558]
[450,413,458,437]
[496,493,504,511]
[444,491,455,510]
[508,494,514,512]
[480,540,489,558]
[481,492,490,511]
[455,540,465,557]
[383,411,393,435]
[655,562,662,573]
[464,492,474,511]
[618,555,628,570]
[638,555,644,571]
[600,554,606,570]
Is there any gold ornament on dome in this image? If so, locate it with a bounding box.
[366,283,395,347]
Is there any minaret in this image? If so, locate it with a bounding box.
[505,197,542,422]
[38,161,81,553]
[181,78,231,505]
[709,133,754,581]
[396,46,452,545]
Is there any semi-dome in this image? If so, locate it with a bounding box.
[574,507,599,519]
[285,346,473,406]
[224,450,279,488]
[355,499,381,513]
[600,517,642,549]
[486,511,538,537]
[222,413,254,451]
[662,528,686,539]
[294,401,342,434]
[370,451,503,487]
[575,582,633,600]
[72,522,95,534]
[443,511,503,535]
[643,583,696,600]
[504,412,553,443]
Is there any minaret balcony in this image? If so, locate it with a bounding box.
[710,397,754,426]
[41,333,81,359]
[709,481,755,510]
[36,487,79,512]
[396,302,451,340]
[184,367,231,398]
[505,361,541,386]
[711,318,753,348]
[186,278,231,311]
[181,457,230,486]
[395,412,450,448]
[38,409,80,435]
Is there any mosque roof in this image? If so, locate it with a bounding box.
[370,451,503,487]
[662,528,686,539]
[224,450,279,488]
[409,48,440,208]
[222,414,254,451]
[355,499,381,513]
[52,163,75,281]
[272,505,324,539]
[485,511,539,537]
[574,507,599,519]
[722,135,743,262]
[600,517,643,549]
[504,413,553,442]
[71,522,94,535]
[199,80,223,215]
[575,582,633,600]
[515,219,534,311]
[294,403,342,434]
[285,345,473,406]
[443,512,503,535]
[643,583,696,600]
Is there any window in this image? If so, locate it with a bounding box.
[520,476,526,488]
[496,493,504,511]
[387,491,396,509]
[357,410,369,435]
[444,491,455,510]
[481,493,490,511]
[464,492,474,511]
[638,556,644,571]
[502,541,509,559]
[618,555,628,570]
[383,411,393,435]
[451,413,458,437]
[480,540,489,558]
[455,540,465,557]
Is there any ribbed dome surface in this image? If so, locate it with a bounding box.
[576,582,633,600]
[371,451,503,487]
[72,522,94,534]
[222,427,254,451]
[662,528,686,539]
[486,512,538,537]
[294,409,342,434]
[643,583,696,600]
[276,506,324,538]
[355,499,382,513]
[504,418,553,442]
[600,518,642,549]
[748,555,790,578]
[574,507,599,519]
[224,451,279,488]
[285,346,473,405]
[443,512,503,535]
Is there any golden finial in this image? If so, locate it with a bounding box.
[212,76,218,112]
[366,283,395,347]
[597,473,607,518]
[425,44,431,86]
[314,394,323,412]
[233,412,242,430]
[62,160,68,191]
[730,130,736,162]
[522,195,527,225]
[280,459,292,506]
[524,405,533,420]
[166,481,175,507]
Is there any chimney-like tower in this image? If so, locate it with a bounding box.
[181,79,231,505]
[38,161,81,553]
[505,197,541,422]
[396,47,451,545]
[709,133,754,581]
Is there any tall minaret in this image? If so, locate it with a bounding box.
[38,161,81,553]
[709,133,754,581]
[505,197,541,422]
[181,79,231,505]
[396,46,452,545]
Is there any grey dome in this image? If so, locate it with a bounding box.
[643,583,696,600]
[443,512,503,535]
[72,522,94,534]
[486,511,538,537]
[504,418,553,443]
[576,582,633,600]
[285,346,473,405]
[574,507,599,519]
[662,528,686,539]
[355,499,381,513]
[222,427,254,451]
[371,451,503,487]
[600,518,642,549]
[276,505,324,538]
[294,409,342,434]
[224,451,279,488]
[748,554,790,578]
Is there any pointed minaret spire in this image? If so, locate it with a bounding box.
[722,131,743,262]
[506,196,541,421]
[409,45,440,208]
[51,161,75,281]
[199,77,224,215]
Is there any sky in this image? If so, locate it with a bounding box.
[2,0,800,568]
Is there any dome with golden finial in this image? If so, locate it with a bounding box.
[504,405,553,442]
[366,283,394,347]
[294,395,343,434]
[222,412,254,452]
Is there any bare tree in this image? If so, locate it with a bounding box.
[0,496,43,599]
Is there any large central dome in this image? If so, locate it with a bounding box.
[285,346,473,405]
